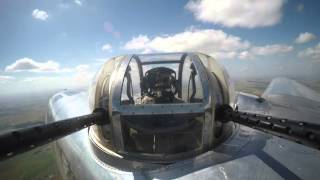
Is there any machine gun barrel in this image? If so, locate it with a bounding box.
[217,105,320,150]
[0,109,106,161]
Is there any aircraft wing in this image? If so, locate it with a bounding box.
[236,77,320,124]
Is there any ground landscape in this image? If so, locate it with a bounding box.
[0,90,62,180]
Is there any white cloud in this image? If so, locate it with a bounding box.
[0,75,15,83]
[74,0,82,6]
[75,64,90,72]
[32,9,48,21]
[19,64,94,92]
[235,44,292,60]
[124,28,250,59]
[238,51,255,60]
[294,32,317,44]
[299,43,320,60]
[186,0,285,28]
[101,44,112,51]
[4,58,95,77]
[0,75,16,81]
[59,0,83,9]
[22,76,58,82]
[1,63,96,95]
[251,44,293,56]
[4,58,75,73]
[124,28,295,60]
[211,51,238,59]
[124,35,150,50]
[72,64,94,87]
[5,58,62,72]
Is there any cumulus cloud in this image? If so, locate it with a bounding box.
[32,9,48,21]
[72,64,94,86]
[238,51,255,60]
[4,58,95,85]
[185,0,285,28]
[237,44,292,60]
[0,75,16,81]
[59,0,83,8]
[124,28,294,60]
[124,28,250,59]
[101,44,112,51]
[5,58,63,72]
[19,64,94,93]
[294,32,317,44]
[1,63,96,95]
[299,43,320,60]
[124,35,150,50]
[211,51,238,59]
[22,64,92,81]
[0,75,15,83]
[74,0,82,6]
[251,44,293,56]
[22,76,58,82]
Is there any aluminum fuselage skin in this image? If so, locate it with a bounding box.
[48,77,320,180]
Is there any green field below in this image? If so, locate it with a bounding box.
[0,91,62,180]
[0,145,61,180]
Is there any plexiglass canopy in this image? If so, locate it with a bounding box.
[120,54,204,105]
[88,53,235,162]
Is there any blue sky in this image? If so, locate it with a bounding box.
[0,0,320,95]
